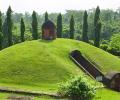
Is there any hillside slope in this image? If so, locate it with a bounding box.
[0,38,120,92]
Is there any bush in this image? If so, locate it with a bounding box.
[89,40,94,46]
[100,44,108,51]
[107,47,120,56]
[101,40,109,44]
[110,33,120,51]
[58,76,96,100]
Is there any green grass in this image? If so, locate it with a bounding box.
[79,42,120,74]
[0,39,83,93]
[0,38,120,93]
[0,92,55,100]
[0,88,119,100]
[94,88,120,100]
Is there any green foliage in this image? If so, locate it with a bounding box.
[110,33,120,51]
[59,75,96,100]
[107,47,120,56]
[101,33,120,56]
[0,12,2,50]
[94,21,102,47]
[2,18,7,36]
[0,32,3,50]
[94,6,100,27]
[62,27,69,38]
[32,11,38,40]
[0,11,2,32]
[1,8,120,43]
[82,10,88,43]
[69,15,75,39]
[89,40,94,45]
[100,34,120,56]
[24,32,33,40]
[6,6,13,46]
[20,18,25,42]
[100,44,108,51]
[45,12,49,22]
[57,13,62,38]
[94,6,101,47]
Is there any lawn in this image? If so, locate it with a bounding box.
[0,88,119,100]
[0,38,120,93]
[94,88,120,100]
[0,92,54,100]
[0,39,84,93]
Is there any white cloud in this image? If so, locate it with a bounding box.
[0,0,120,14]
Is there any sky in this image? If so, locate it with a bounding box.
[0,0,120,14]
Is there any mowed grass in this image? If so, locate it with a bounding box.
[0,38,120,93]
[94,88,120,100]
[0,88,119,100]
[0,39,83,92]
[79,42,120,74]
[0,92,55,100]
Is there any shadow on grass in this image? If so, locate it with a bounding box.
[38,39,55,43]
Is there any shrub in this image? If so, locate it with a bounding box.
[101,40,109,44]
[58,76,96,100]
[100,44,108,51]
[110,33,120,51]
[107,47,120,56]
[89,40,94,46]
[105,33,120,56]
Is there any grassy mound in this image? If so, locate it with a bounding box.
[0,38,120,92]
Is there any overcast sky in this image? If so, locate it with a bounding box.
[0,0,120,14]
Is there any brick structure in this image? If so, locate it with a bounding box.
[105,72,120,91]
[70,50,120,92]
[42,20,56,40]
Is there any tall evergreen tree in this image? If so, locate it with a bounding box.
[57,13,62,38]
[94,6,100,26]
[0,11,3,50]
[82,10,88,42]
[45,11,49,22]
[32,11,38,40]
[2,18,8,48]
[0,32,3,50]
[94,21,102,47]
[6,6,13,46]
[0,11,2,32]
[69,15,75,39]
[94,6,101,47]
[20,18,25,42]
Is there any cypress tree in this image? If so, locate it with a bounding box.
[69,15,75,39]
[20,18,25,42]
[94,6,100,26]
[6,6,13,46]
[94,6,101,47]
[94,21,101,47]
[0,32,3,50]
[32,11,38,40]
[57,13,62,38]
[0,11,3,50]
[45,11,49,22]
[0,11,2,32]
[82,10,88,42]
[2,18,8,48]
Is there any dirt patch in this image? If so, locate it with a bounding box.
[7,95,34,100]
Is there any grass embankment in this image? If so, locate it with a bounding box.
[0,39,120,93]
[0,88,120,100]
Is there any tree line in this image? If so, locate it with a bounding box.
[0,6,106,50]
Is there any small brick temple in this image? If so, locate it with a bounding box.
[42,20,56,40]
